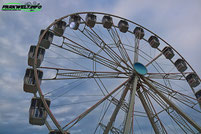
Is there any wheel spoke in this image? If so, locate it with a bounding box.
[107,27,133,66]
[52,40,128,72]
[143,78,201,113]
[63,78,131,130]
[78,26,132,72]
[145,52,163,67]
[40,66,128,80]
[146,72,192,80]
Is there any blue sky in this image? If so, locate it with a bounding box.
[0,0,201,134]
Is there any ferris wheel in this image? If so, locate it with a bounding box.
[23,12,201,134]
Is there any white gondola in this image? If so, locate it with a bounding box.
[23,68,43,93]
[85,13,96,28]
[133,27,144,39]
[39,30,54,49]
[69,15,81,30]
[28,45,45,67]
[53,20,67,36]
[195,90,201,106]
[29,97,50,125]
[174,59,187,73]
[186,73,200,88]
[102,15,113,29]
[49,130,70,134]
[118,20,129,33]
[148,36,160,48]
[162,46,174,60]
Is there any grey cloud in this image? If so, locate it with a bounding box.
[0,0,201,133]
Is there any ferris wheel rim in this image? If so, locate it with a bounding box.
[32,12,201,133]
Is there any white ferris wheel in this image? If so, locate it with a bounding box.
[23,12,201,134]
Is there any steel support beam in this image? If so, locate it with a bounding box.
[123,38,140,134]
[103,84,130,134]
[137,89,160,134]
[123,76,138,134]
[142,77,201,132]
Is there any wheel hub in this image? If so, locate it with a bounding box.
[133,62,147,75]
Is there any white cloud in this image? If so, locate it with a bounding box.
[70,129,82,134]
[0,73,22,94]
[53,106,72,115]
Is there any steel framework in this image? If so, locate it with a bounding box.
[28,12,201,134]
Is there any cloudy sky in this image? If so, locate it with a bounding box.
[0,0,201,134]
